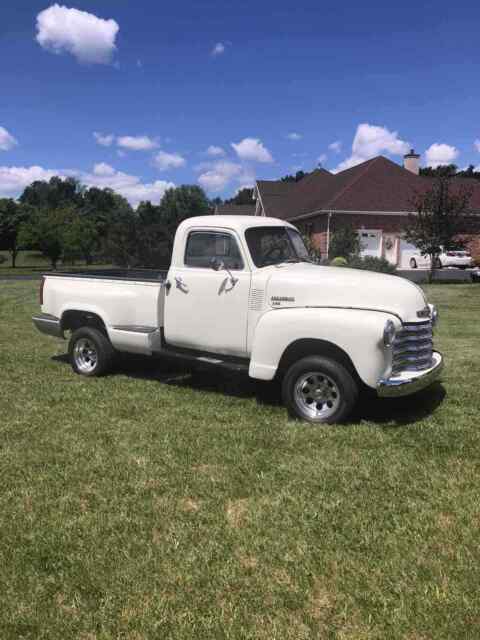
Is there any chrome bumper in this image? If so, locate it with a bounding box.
[32,314,64,338]
[377,351,444,398]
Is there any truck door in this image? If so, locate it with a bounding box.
[164,228,250,356]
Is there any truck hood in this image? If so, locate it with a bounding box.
[266,263,427,323]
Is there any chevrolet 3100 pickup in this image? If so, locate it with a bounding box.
[33,215,443,424]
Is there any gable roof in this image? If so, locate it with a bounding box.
[215,203,256,216]
[255,156,480,219]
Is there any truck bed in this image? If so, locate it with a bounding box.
[43,268,168,283]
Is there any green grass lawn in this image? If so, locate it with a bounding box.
[0,250,111,276]
[1,282,479,639]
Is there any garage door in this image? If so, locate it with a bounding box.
[358,230,381,257]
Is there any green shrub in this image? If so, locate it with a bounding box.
[347,255,397,274]
[330,256,348,267]
[329,224,361,259]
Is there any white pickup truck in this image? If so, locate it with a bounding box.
[33,215,443,423]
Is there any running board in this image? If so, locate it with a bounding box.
[152,346,249,373]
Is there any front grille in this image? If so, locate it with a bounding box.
[391,320,433,376]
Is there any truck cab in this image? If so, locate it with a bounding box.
[33,215,444,424]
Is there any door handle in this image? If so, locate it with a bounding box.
[175,276,189,292]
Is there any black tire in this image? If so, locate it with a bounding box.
[282,356,358,424]
[410,258,417,269]
[69,327,115,377]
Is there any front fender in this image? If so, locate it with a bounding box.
[248,308,400,388]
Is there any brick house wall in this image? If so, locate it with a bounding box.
[296,212,480,264]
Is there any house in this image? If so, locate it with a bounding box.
[218,151,480,266]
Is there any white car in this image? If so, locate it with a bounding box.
[32,215,443,424]
[409,247,473,270]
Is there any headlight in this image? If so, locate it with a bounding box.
[430,304,439,327]
[383,319,396,347]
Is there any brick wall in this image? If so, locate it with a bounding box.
[295,212,480,263]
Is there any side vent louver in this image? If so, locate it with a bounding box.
[249,289,265,311]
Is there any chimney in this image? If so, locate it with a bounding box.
[403,148,420,175]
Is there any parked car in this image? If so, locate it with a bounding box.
[409,247,474,269]
[471,269,480,282]
[32,216,443,424]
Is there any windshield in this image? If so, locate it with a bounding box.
[245,226,311,268]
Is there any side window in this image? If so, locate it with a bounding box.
[184,232,244,270]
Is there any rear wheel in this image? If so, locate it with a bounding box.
[410,258,417,269]
[69,327,115,377]
[282,356,358,424]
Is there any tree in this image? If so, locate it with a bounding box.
[224,188,254,205]
[419,164,458,178]
[280,170,307,183]
[456,164,480,181]
[158,185,211,252]
[404,176,472,281]
[329,223,361,260]
[20,176,83,209]
[19,207,74,269]
[0,199,30,267]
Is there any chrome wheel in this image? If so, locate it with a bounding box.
[73,338,98,373]
[294,371,341,420]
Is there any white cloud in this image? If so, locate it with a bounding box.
[0,165,61,197]
[206,145,226,157]
[197,160,242,192]
[36,4,119,65]
[93,132,114,147]
[211,42,225,56]
[287,132,302,141]
[83,165,174,207]
[317,154,327,165]
[334,123,410,172]
[328,140,342,153]
[93,162,115,176]
[424,143,459,168]
[153,150,186,171]
[474,139,480,153]
[0,163,174,208]
[0,127,18,151]
[117,135,158,151]
[231,137,273,163]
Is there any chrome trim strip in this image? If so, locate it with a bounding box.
[112,325,157,334]
[32,314,64,338]
[377,351,444,398]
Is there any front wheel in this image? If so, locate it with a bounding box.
[410,258,417,269]
[69,327,115,377]
[282,356,358,424]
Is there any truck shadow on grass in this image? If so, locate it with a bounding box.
[55,352,446,427]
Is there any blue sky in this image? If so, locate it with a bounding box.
[1,0,480,206]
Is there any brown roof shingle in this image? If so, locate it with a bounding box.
[215,203,256,216]
[256,156,480,220]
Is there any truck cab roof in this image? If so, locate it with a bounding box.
[176,215,296,235]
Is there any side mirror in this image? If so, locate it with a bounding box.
[209,256,238,286]
[210,257,224,271]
